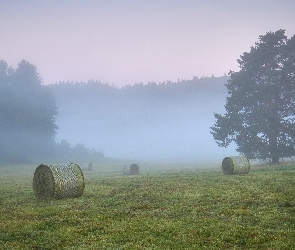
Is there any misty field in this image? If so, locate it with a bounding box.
[1,161,295,249]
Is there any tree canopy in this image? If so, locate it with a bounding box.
[0,60,58,163]
[211,29,295,164]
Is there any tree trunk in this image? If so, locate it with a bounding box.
[269,133,280,164]
[268,105,281,165]
[271,154,280,165]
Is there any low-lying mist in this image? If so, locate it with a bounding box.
[50,76,237,163]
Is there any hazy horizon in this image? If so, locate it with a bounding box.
[50,76,238,162]
[1,1,295,87]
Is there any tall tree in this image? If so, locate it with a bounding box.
[0,60,58,163]
[211,29,295,164]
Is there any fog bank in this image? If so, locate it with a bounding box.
[50,76,237,162]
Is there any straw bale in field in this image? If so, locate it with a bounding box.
[129,164,139,175]
[33,163,85,199]
[123,164,139,175]
[222,156,250,175]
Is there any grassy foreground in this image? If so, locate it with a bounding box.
[0,162,295,249]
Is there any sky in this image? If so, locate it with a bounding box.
[1,0,295,87]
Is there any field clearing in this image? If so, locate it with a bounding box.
[1,161,295,249]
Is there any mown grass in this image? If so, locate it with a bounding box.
[1,162,295,249]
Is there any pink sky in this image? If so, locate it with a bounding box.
[1,0,295,87]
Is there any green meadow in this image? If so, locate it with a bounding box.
[1,161,295,249]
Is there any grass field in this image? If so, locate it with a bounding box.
[1,160,295,249]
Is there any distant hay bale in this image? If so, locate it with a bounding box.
[33,163,85,199]
[123,164,139,175]
[130,164,139,175]
[222,156,250,175]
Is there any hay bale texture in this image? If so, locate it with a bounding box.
[222,156,250,175]
[33,163,85,199]
[123,164,139,175]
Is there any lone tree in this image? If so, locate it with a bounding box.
[211,29,295,164]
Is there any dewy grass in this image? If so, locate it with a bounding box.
[1,163,295,249]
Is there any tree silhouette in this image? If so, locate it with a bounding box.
[0,60,58,163]
[211,30,295,164]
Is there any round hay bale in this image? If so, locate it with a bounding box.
[33,163,85,199]
[222,156,250,175]
[123,164,139,175]
[129,164,139,175]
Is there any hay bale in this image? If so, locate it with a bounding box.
[129,164,139,175]
[222,156,250,175]
[33,163,85,199]
[123,164,139,175]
